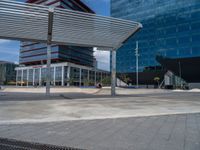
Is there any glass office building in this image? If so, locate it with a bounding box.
[111,0,200,84]
[16,62,110,86]
[0,61,17,85]
[20,0,95,67]
[16,0,111,87]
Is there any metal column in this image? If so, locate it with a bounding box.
[79,68,82,86]
[67,66,70,86]
[135,41,139,88]
[61,66,64,86]
[46,44,51,95]
[101,72,103,84]
[21,70,23,87]
[33,69,35,86]
[94,70,97,86]
[46,7,54,96]
[87,70,90,81]
[27,69,29,87]
[111,50,116,96]
[39,68,41,86]
[53,66,56,86]
[16,70,18,86]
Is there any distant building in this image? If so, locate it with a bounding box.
[0,61,17,85]
[111,0,200,85]
[16,0,110,87]
[16,62,110,86]
[20,0,95,67]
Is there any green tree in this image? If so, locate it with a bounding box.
[154,77,160,88]
[121,74,130,84]
[102,77,111,86]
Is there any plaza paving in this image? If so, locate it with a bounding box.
[0,87,200,149]
[1,113,200,150]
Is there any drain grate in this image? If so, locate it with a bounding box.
[0,137,85,150]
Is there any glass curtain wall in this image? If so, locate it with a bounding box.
[111,0,200,72]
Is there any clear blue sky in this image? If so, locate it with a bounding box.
[0,0,110,69]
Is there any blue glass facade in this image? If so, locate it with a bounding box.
[111,0,200,73]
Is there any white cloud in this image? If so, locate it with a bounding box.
[0,39,11,44]
[0,49,19,55]
[94,48,110,71]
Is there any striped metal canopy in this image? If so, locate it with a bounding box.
[0,0,142,96]
[0,0,142,50]
[0,0,49,42]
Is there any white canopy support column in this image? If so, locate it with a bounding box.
[46,43,51,95]
[46,7,54,96]
[21,70,23,87]
[61,66,64,86]
[67,65,71,86]
[94,70,97,86]
[111,50,116,96]
[39,68,41,86]
[53,66,56,86]
[79,68,82,87]
[27,69,29,87]
[87,70,90,82]
[16,70,18,86]
[33,69,35,86]
[101,72,103,84]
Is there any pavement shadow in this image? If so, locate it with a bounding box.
[1,89,200,101]
[0,91,145,101]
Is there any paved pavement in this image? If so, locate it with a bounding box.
[0,113,200,150]
[0,87,200,149]
[1,90,200,124]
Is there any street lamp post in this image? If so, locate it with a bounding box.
[135,41,139,88]
[178,61,182,88]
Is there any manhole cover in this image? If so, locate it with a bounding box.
[0,137,85,150]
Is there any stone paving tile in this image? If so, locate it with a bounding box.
[184,114,200,150]
[163,115,186,150]
[1,113,200,150]
[146,115,177,150]
[129,116,167,150]
[79,117,146,149]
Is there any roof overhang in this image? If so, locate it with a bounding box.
[0,0,142,51]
